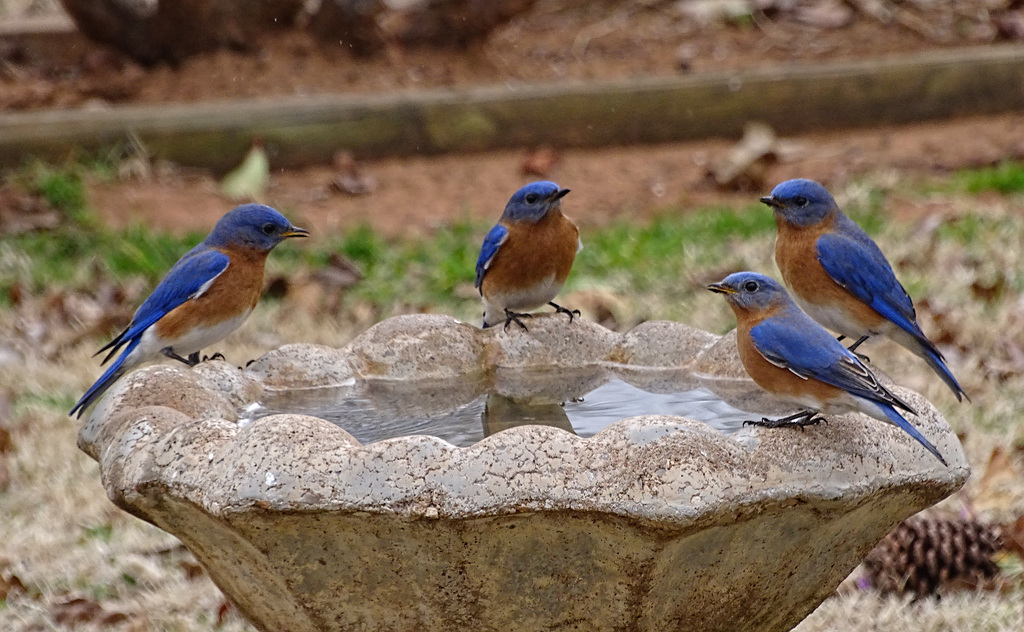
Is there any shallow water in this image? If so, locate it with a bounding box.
[250,375,757,448]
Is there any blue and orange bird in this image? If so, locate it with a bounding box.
[707,272,946,465]
[762,178,967,402]
[69,204,308,418]
[474,181,581,330]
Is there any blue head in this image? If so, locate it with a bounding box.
[707,272,794,314]
[501,181,570,223]
[760,179,839,227]
[204,203,309,251]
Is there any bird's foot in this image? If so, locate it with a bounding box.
[845,335,869,352]
[846,335,872,361]
[743,410,827,431]
[836,334,871,362]
[549,301,581,324]
[163,348,200,367]
[202,352,227,363]
[502,309,532,331]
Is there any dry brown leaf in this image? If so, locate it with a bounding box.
[999,515,1024,558]
[0,386,13,491]
[216,599,239,627]
[51,597,130,626]
[521,146,561,178]
[0,572,26,600]
[0,185,61,235]
[972,446,1024,514]
[179,560,205,580]
[707,122,783,192]
[796,0,854,28]
[331,151,377,196]
[995,10,1024,40]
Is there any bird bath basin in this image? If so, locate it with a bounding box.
[247,370,758,447]
[78,314,968,632]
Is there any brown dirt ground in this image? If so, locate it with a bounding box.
[83,112,1024,239]
[4,4,1024,237]
[1,5,996,112]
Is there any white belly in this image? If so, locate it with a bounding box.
[130,309,254,366]
[482,274,563,326]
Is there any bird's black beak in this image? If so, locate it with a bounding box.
[707,282,736,295]
[281,226,310,239]
[553,188,571,200]
[760,195,783,209]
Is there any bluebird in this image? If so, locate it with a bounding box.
[70,204,308,418]
[762,178,967,402]
[708,272,947,466]
[474,181,582,330]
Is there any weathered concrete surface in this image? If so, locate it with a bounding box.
[78,314,969,632]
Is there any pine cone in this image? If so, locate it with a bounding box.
[863,515,1003,598]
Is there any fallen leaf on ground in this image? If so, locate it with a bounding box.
[179,560,205,580]
[216,599,239,626]
[707,122,801,191]
[521,146,561,177]
[972,446,1024,515]
[221,139,270,202]
[796,0,853,29]
[331,151,377,196]
[0,572,26,600]
[51,597,130,627]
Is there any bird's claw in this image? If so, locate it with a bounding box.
[743,411,827,431]
[502,309,532,331]
[163,348,200,367]
[549,302,580,324]
[202,352,227,363]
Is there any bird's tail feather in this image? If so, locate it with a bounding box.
[70,339,139,419]
[879,403,947,466]
[920,341,969,403]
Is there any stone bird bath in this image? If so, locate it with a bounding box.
[78,314,968,632]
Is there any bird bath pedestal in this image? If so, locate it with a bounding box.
[78,314,967,632]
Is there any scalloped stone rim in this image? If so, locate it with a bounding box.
[77,314,969,632]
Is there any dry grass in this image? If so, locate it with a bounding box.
[3,174,1024,630]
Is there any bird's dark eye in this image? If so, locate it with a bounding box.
[261,223,276,235]
[793,196,809,207]
[743,281,759,293]
[524,193,540,204]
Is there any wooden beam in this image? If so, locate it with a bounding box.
[3,44,1024,171]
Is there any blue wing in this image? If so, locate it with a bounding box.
[816,230,923,340]
[817,227,967,401]
[749,311,913,413]
[72,246,229,418]
[751,308,944,466]
[474,224,509,291]
[96,246,230,364]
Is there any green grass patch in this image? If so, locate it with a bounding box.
[0,225,204,303]
[955,160,1024,194]
[1,201,780,322]
[81,523,114,543]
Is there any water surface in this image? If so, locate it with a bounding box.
[250,371,758,448]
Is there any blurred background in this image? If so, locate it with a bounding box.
[2,0,1024,629]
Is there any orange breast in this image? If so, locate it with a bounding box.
[154,246,268,340]
[775,217,885,332]
[480,211,579,295]
[734,309,844,407]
